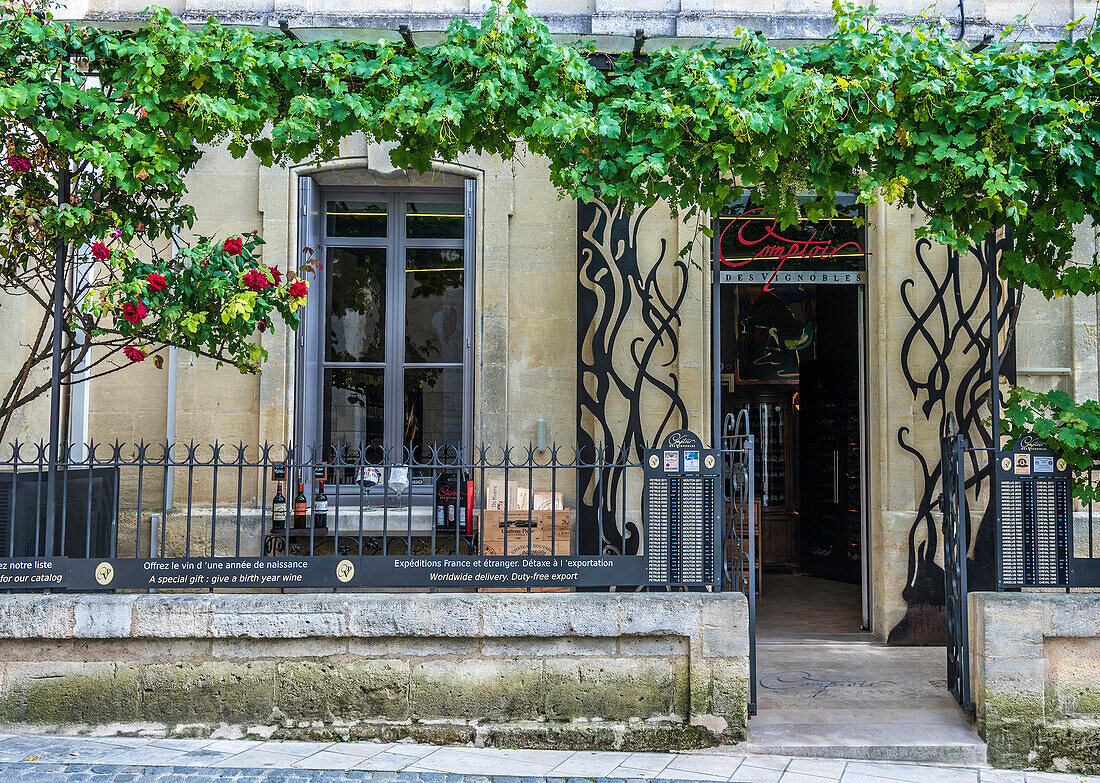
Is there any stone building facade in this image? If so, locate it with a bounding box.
[1,0,1100,761]
[0,0,1089,640]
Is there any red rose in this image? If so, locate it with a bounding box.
[146,272,166,291]
[288,281,308,299]
[268,266,282,284]
[257,319,267,333]
[121,301,148,325]
[223,237,244,256]
[123,345,146,363]
[242,269,271,291]
[7,155,31,172]
[91,242,112,261]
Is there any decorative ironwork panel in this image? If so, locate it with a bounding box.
[891,214,1019,645]
[576,199,689,556]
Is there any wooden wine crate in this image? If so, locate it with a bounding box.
[477,509,572,592]
[479,509,572,555]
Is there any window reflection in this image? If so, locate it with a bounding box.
[406,201,463,239]
[326,200,387,237]
[404,368,463,467]
[324,368,385,482]
[326,247,386,363]
[405,248,464,364]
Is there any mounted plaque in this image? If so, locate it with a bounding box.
[643,429,720,586]
[997,433,1072,588]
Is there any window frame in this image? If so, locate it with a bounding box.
[295,181,476,493]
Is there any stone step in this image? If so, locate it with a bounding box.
[743,723,988,764]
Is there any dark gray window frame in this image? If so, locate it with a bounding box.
[295,178,476,490]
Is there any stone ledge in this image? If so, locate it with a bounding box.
[0,592,749,748]
[0,593,747,655]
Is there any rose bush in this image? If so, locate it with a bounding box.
[88,233,308,374]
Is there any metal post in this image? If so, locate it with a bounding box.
[955,432,972,711]
[746,432,757,716]
[45,162,71,557]
[988,235,1001,452]
[988,230,1002,592]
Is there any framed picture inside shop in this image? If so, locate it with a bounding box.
[733,284,817,385]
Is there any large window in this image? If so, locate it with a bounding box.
[296,185,474,485]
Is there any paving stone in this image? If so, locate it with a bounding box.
[1,750,1095,783]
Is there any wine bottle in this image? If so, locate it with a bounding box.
[313,480,328,528]
[435,472,457,530]
[293,479,309,528]
[272,482,287,529]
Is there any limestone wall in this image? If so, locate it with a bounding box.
[969,592,1100,772]
[0,592,748,749]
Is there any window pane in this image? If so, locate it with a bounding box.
[326,200,387,237]
[324,368,385,482]
[405,248,464,363]
[406,201,463,239]
[327,247,386,362]
[404,368,463,464]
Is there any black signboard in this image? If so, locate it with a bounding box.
[643,429,719,586]
[0,557,66,589]
[364,555,645,588]
[997,434,1072,588]
[21,554,645,590]
[716,193,867,286]
[68,557,360,590]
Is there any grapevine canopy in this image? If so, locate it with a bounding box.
[2,0,1100,298]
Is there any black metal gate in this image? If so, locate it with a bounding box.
[721,410,756,714]
[941,413,973,711]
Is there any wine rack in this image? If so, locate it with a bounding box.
[798,358,862,584]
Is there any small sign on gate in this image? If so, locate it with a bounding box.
[643,429,720,587]
[997,434,1072,588]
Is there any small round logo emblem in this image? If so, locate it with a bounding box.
[94,562,115,586]
[1057,458,1067,471]
[704,455,715,469]
[649,454,660,469]
[336,559,355,583]
[1000,457,1011,471]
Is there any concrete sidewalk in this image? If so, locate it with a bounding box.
[0,734,1095,783]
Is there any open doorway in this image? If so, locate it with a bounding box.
[720,282,867,637]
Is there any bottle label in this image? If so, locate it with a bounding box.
[314,500,328,513]
[273,502,287,520]
[294,501,307,515]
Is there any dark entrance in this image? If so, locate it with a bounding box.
[719,283,866,634]
[713,195,869,636]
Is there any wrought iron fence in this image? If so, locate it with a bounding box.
[941,418,1100,710]
[941,415,972,711]
[0,437,755,594]
[722,410,756,714]
[1068,463,1100,587]
[950,446,1100,592]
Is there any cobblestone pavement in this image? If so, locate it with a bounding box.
[0,735,1096,783]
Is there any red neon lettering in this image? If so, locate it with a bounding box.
[720,209,865,291]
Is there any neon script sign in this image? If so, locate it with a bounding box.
[719,208,866,289]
